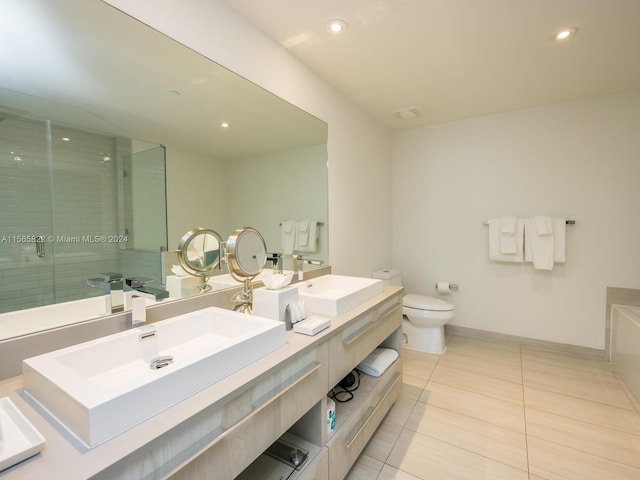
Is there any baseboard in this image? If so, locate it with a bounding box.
[444,324,606,362]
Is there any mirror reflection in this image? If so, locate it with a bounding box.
[226,227,268,314]
[0,0,328,340]
[176,228,224,293]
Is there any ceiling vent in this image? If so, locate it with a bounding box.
[393,106,422,120]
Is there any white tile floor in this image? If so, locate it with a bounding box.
[345,335,640,480]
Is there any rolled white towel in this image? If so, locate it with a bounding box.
[356,347,399,377]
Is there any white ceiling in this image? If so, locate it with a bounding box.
[225,0,640,130]
[0,0,327,159]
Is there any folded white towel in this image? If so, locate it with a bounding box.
[534,216,553,236]
[281,220,295,255]
[500,216,517,234]
[499,216,517,254]
[296,219,310,246]
[295,219,319,253]
[488,218,524,262]
[553,218,566,263]
[525,216,554,270]
[357,347,399,377]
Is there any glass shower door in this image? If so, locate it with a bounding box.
[0,113,56,314]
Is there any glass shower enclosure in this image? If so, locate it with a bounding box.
[0,107,168,317]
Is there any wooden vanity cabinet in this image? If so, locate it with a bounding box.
[108,288,403,480]
[327,294,403,389]
[325,292,403,480]
[170,344,328,480]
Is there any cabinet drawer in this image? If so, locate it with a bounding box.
[327,360,402,480]
[169,344,328,480]
[328,294,402,388]
[297,447,328,480]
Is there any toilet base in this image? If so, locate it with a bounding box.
[402,319,447,354]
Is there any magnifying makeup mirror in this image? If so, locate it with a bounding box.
[177,227,224,293]
[226,227,267,313]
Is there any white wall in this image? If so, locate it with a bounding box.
[392,91,640,349]
[226,144,328,262]
[165,147,228,249]
[105,0,393,277]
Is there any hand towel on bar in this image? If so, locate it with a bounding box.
[356,347,399,377]
[499,216,517,254]
[295,219,319,253]
[296,220,310,247]
[553,217,566,263]
[526,216,554,270]
[281,220,295,255]
[488,217,524,262]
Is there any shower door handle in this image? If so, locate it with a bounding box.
[36,238,46,258]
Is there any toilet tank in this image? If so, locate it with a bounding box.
[372,269,402,286]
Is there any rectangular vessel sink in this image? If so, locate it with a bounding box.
[296,274,384,316]
[22,307,285,447]
[0,297,109,341]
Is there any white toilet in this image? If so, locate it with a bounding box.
[372,269,455,354]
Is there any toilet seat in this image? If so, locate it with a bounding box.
[403,294,454,312]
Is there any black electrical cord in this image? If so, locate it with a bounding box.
[328,370,360,403]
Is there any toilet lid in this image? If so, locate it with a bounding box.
[403,294,454,311]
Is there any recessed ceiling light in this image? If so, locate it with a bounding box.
[61,137,70,142]
[220,122,230,129]
[553,27,578,41]
[327,19,348,35]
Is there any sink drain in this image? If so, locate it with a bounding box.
[150,355,174,370]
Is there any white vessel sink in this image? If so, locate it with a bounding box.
[296,274,384,316]
[0,297,109,341]
[22,307,285,447]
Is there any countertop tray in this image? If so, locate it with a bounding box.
[0,397,46,472]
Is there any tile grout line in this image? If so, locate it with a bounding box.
[520,342,532,478]
[399,348,529,476]
[378,351,443,480]
[522,345,640,477]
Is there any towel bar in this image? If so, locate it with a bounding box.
[482,219,575,225]
[279,222,324,226]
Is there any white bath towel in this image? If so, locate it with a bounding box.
[488,217,524,262]
[499,216,517,254]
[525,216,555,270]
[281,220,295,255]
[296,219,310,246]
[534,216,552,236]
[553,217,567,263]
[295,219,319,253]
[356,347,399,377]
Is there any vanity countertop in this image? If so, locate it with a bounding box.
[0,286,402,479]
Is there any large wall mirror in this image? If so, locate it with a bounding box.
[0,0,328,339]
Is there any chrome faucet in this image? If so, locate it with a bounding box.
[293,255,323,280]
[87,272,124,313]
[125,277,170,301]
[266,253,282,273]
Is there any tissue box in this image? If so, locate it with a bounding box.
[252,285,299,322]
[166,275,200,298]
[327,397,336,434]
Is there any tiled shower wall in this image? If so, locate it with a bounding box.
[0,116,162,313]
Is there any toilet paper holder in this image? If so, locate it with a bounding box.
[435,282,459,293]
